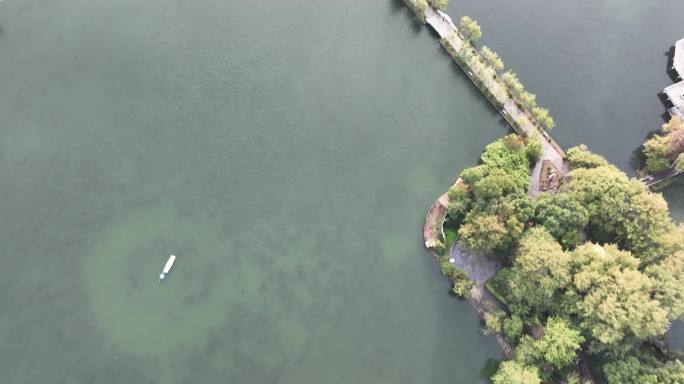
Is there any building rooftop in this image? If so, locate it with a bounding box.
[665,39,684,119]
[665,81,684,116]
[675,38,684,80]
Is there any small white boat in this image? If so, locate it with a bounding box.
[159,254,176,281]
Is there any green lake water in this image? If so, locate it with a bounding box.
[0,0,683,382]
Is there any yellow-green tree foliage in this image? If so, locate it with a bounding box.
[492,361,541,384]
[569,244,669,353]
[414,0,428,21]
[505,227,570,316]
[460,16,482,42]
[642,116,684,174]
[563,157,673,264]
[534,317,584,370]
[429,0,448,11]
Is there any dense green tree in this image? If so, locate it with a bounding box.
[458,213,507,254]
[480,135,532,192]
[483,310,506,335]
[603,356,684,384]
[480,46,504,72]
[568,244,669,353]
[429,0,448,11]
[565,156,673,263]
[533,193,588,249]
[478,65,496,82]
[646,249,684,321]
[459,44,477,65]
[622,191,672,263]
[534,317,584,370]
[531,107,555,130]
[565,144,609,169]
[519,91,537,110]
[503,227,570,316]
[446,183,472,225]
[525,138,543,164]
[460,16,482,42]
[677,153,684,172]
[645,225,684,320]
[645,155,669,174]
[473,169,517,201]
[641,116,684,175]
[414,0,428,21]
[514,335,541,365]
[563,164,643,244]
[461,193,534,255]
[459,166,485,186]
[440,261,473,297]
[502,70,524,96]
[502,314,524,343]
[492,361,541,384]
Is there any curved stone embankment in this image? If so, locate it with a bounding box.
[423,179,514,358]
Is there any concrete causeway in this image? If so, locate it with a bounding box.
[424,6,567,195]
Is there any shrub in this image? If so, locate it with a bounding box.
[460,166,485,186]
[525,138,543,164]
[480,135,531,192]
[645,156,669,174]
[502,314,524,343]
[483,310,506,335]
[504,134,525,151]
[432,239,446,255]
[566,144,609,169]
[440,261,474,298]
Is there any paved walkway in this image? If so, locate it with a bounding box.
[640,162,682,188]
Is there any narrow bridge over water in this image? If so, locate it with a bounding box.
[640,163,681,188]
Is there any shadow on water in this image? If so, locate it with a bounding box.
[479,358,501,380]
[630,128,665,172]
[435,43,514,133]
[666,46,678,83]
[658,91,674,122]
[0,22,4,40]
[390,0,422,34]
[388,0,404,13]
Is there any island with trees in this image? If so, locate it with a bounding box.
[431,136,684,384]
[403,1,684,383]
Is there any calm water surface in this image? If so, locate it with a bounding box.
[0,0,683,382]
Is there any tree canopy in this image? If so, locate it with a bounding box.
[429,0,448,11]
[534,317,584,370]
[460,16,482,42]
[480,46,504,72]
[565,144,609,169]
[604,356,684,384]
[502,70,524,96]
[492,361,541,384]
[641,116,684,175]
[533,193,588,249]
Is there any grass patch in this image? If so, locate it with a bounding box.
[444,227,458,252]
[485,279,509,308]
